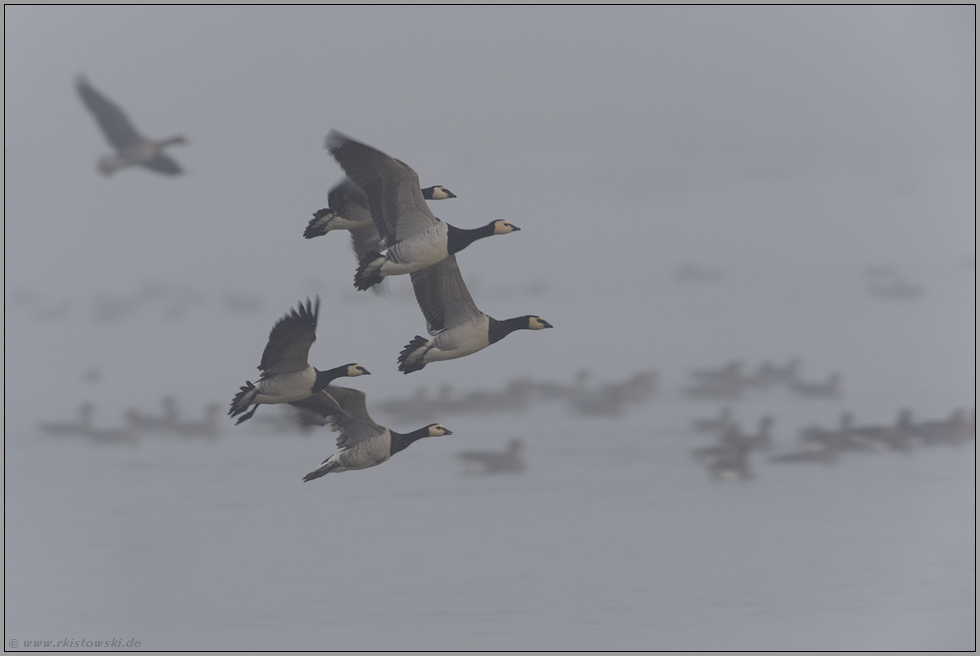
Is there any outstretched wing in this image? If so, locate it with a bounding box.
[140,153,183,175]
[76,76,143,150]
[410,255,483,335]
[324,131,441,244]
[259,297,319,375]
[313,385,386,449]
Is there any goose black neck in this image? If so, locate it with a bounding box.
[389,427,431,456]
[313,365,350,392]
[488,316,530,345]
[447,223,496,255]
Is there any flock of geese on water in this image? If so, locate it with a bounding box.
[690,407,975,482]
[74,76,553,481]
[683,358,842,400]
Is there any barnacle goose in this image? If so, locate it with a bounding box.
[304,178,456,293]
[228,297,369,424]
[457,438,525,475]
[324,130,519,291]
[397,254,552,374]
[75,76,187,176]
[292,386,452,480]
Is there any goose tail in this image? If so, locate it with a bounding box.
[229,381,258,421]
[354,252,385,291]
[304,208,339,239]
[303,460,339,482]
[398,335,430,374]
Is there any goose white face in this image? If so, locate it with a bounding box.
[428,424,453,437]
[429,186,456,200]
[493,220,521,235]
[347,364,371,377]
[528,316,553,330]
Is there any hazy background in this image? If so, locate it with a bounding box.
[5,6,975,650]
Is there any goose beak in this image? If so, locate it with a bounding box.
[443,429,454,436]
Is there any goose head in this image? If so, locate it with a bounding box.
[492,220,521,235]
[426,424,453,437]
[527,316,553,330]
[422,185,457,200]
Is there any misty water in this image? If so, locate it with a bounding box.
[4,6,975,651]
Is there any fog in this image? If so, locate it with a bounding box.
[4,6,975,650]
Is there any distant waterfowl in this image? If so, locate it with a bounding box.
[324,131,519,291]
[174,403,222,439]
[229,297,370,424]
[788,373,842,399]
[39,403,95,436]
[293,386,452,480]
[75,76,187,176]
[457,438,525,475]
[125,396,180,432]
[691,407,735,434]
[397,254,552,373]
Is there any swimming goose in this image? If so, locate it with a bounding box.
[397,254,552,373]
[228,297,370,424]
[293,386,452,480]
[457,438,525,475]
[39,403,95,436]
[75,76,187,176]
[324,130,519,291]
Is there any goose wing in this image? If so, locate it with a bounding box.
[259,297,319,376]
[314,385,386,449]
[328,178,371,222]
[409,254,483,335]
[76,76,143,150]
[324,131,441,244]
[141,153,183,175]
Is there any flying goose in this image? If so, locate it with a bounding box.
[75,76,187,176]
[292,386,452,480]
[397,254,552,373]
[324,130,520,291]
[304,178,456,294]
[228,297,370,424]
[304,177,456,240]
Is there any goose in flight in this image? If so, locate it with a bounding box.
[324,130,519,291]
[304,178,456,293]
[398,254,552,373]
[76,75,187,176]
[304,177,456,240]
[229,297,370,424]
[292,386,452,480]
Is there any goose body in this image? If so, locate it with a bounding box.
[457,438,525,474]
[292,386,452,480]
[324,131,518,290]
[228,297,369,424]
[76,76,187,176]
[397,254,552,373]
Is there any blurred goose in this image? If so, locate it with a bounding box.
[174,403,222,439]
[324,131,519,291]
[457,438,525,475]
[229,297,369,424]
[76,76,187,176]
[397,254,552,373]
[39,403,95,436]
[293,386,452,480]
[691,407,735,434]
[788,373,842,399]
